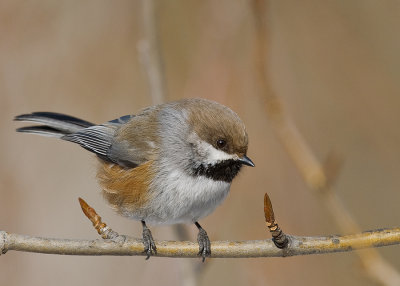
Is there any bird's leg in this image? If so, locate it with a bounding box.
[195,221,211,262]
[141,220,157,259]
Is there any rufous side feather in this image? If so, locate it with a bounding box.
[97,160,155,216]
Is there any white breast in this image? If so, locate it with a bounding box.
[143,169,231,225]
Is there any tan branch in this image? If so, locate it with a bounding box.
[1,228,399,258]
[0,198,400,258]
[1,198,399,258]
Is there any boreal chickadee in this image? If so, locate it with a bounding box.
[15,98,254,261]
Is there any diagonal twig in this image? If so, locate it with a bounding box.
[251,1,400,285]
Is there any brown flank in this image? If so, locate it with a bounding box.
[97,160,155,215]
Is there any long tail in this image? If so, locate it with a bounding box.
[14,112,137,167]
[14,112,95,138]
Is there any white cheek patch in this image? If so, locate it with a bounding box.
[196,139,238,164]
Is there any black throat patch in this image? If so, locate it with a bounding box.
[191,159,243,183]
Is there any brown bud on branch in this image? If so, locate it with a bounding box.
[264,193,289,248]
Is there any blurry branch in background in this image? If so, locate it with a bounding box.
[138,0,166,105]
[1,197,399,258]
[251,1,400,285]
[138,0,192,244]
[137,1,201,285]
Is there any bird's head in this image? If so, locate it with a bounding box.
[184,99,254,182]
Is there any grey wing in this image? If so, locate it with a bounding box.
[107,107,161,168]
[62,114,139,167]
[62,125,115,159]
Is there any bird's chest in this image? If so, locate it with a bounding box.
[148,169,231,224]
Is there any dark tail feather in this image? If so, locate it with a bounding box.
[14,112,95,137]
[16,126,68,138]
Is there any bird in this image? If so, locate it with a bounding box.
[14,98,254,261]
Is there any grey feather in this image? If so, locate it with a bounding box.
[108,114,133,125]
[15,112,139,167]
[61,115,135,165]
[62,125,116,157]
[15,112,94,134]
[16,126,65,138]
[107,140,140,168]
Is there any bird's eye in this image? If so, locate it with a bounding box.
[216,139,227,149]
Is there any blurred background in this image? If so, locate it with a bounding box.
[1,1,399,285]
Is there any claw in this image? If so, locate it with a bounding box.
[195,222,211,262]
[142,221,157,259]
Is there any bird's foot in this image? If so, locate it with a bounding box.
[196,224,211,262]
[142,221,157,260]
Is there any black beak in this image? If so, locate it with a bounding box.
[239,155,255,167]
